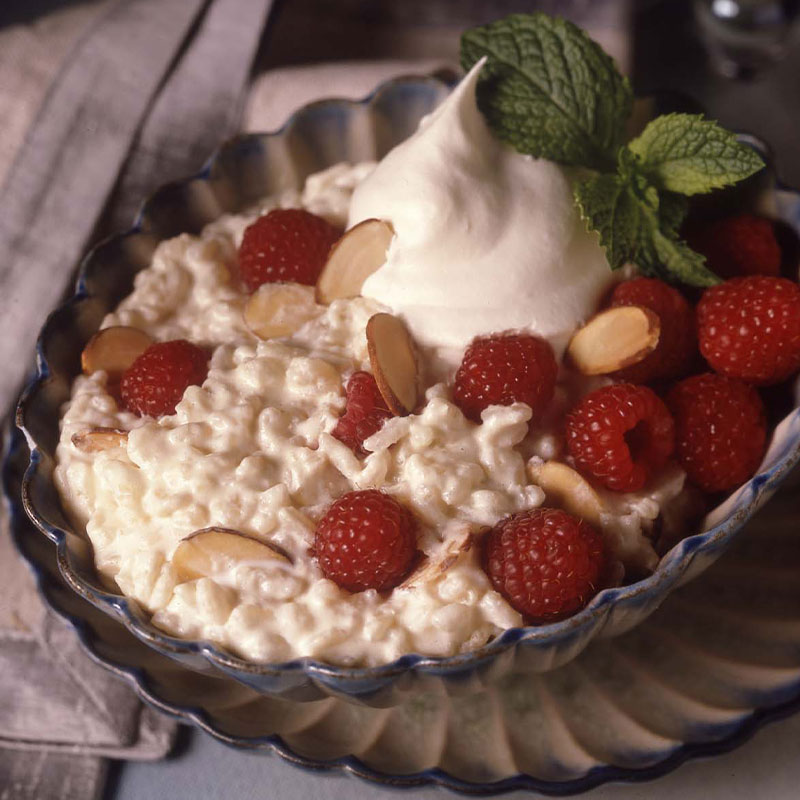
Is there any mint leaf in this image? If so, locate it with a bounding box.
[461,13,632,171]
[459,13,752,289]
[639,221,721,287]
[658,191,689,235]
[574,174,642,270]
[629,113,764,195]
[575,168,721,287]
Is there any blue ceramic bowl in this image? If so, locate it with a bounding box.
[15,76,800,707]
[7,423,800,792]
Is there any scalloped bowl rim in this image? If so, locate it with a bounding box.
[15,73,800,685]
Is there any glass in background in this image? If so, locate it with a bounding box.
[693,0,800,78]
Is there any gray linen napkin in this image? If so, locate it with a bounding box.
[0,0,206,415]
[0,0,273,797]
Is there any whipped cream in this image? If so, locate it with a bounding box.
[350,61,614,364]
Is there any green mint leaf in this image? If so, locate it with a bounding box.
[639,221,721,287]
[574,173,642,270]
[575,168,721,287]
[658,191,689,235]
[629,113,764,195]
[461,13,632,171]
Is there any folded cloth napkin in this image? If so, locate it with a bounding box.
[0,0,275,415]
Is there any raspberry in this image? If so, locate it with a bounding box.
[314,490,417,593]
[566,384,675,492]
[332,371,393,457]
[120,340,209,417]
[453,333,558,423]
[609,277,696,383]
[483,508,606,622]
[685,214,781,279]
[697,276,800,385]
[666,373,766,493]
[238,208,341,291]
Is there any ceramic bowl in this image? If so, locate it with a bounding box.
[16,75,800,707]
[7,419,800,792]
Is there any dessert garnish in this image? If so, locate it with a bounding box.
[399,523,473,589]
[365,312,419,415]
[461,13,764,286]
[566,305,660,377]
[526,460,603,529]
[332,371,393,457]
[566,384,675,492]
[244,282,322,339]
[483,507,606,621]
[71,428,129,453]
[697,275,800,384]
[81,325,154,381]
[667,373,767,492]
[316,218,394,304]
[607,277,696,382]
[120,339,209,416]
[314,490,418,592]
[172,527,291,583]
[238,207,341,291]
[453,333,557,423]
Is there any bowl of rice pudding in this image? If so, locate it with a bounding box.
[17,60,800,706]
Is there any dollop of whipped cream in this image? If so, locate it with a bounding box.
[348,60,614,364]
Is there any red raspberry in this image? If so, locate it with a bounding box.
[566,384,675,492]
[332,371,393,457]
[453,333,558,423]
[609,277,696,383]
[666,373,766,493]
[685,214,781,279]
[697,276,800,385]
[314,490,417,593]
[238,208,341,291]
[120,340,209,417]
[483,508,606,622]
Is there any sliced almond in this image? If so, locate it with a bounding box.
[316,218,394,304]
[366,313,418,415]
[567,305,660,376]
[528,460,604,528]
[71,428,129,453]
[172,527,291,583]
[81,326,154,380]
[400,524,473,589]
[244,282,321,339]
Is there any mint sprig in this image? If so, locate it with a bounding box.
[629,113,765,196]
[461,14,765,287]
[574,150,720,286]
[573,173,643,270]
[461,13,632,172]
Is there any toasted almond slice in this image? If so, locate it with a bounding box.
[567,305,660,376]
[172,527,291,583]
[244,282,321,340]
[316,218,394,304]
[71,428,129,453]
[528,460,604,528]
[400,524,473,589]
[366,313,418,415]
[81,326,154,380]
